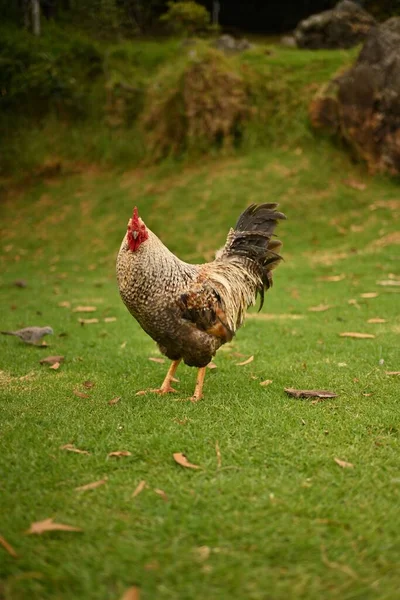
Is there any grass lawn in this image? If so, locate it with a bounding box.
[0,142,399,599]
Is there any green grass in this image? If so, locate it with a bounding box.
[1,23,356,178]
[1,141,400,599]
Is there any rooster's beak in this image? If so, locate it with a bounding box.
[132,231,138,240]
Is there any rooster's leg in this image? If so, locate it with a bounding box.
[152,359,181,394]
[190,367,206,403]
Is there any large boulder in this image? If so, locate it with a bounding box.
[212,34,253,54]
[295,1,376,49]
[310,18,400,174]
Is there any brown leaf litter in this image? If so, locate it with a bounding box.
[308,304,331,312]
[26,518,82,535]
[120,587,140,600]
[343,178,367,191]
[360,292,378,298]
[215,441,222,468]
[108,450,132,458]
[0,535,17,558]
[103,317,117,322]
[132,480,146,498]
[75,478,107,492]
[317,274,346,282]
[386,371,400,376]
[108,396,121,405]
[39,355,65,366]
[173,452,202,470]
[73,306,97,313]
[83,380,95,389]
[377,279,400,287]
[260,380,273,386]
[367,318,386,324]
[58,301,71,308]
[60,444,90,455]
[339,332,375,339]
[285,388,338,399]
[78,318,99,325]
[236,355,254,366]
[73,390,90,399]
[334,458,354,469]
[154,488,168,501]
[148,357,165,364]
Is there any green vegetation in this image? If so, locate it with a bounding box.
[160,1,212,36]
[1,140,399,599]
[0,21,356,179]
[1,13,399,598]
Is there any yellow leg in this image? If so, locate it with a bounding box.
[190,367,207,403]
[152,359,181,394]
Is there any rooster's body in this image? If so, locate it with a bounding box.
[117,204,285,400]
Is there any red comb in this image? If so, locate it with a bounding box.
[132,206,139,226]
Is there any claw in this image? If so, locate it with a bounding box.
[151,386,178,394]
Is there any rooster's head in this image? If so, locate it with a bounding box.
[127,207,149,252]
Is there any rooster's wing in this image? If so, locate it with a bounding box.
[177,281,234,344]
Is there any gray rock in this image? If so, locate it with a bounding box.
[213,34,253,54]
[294,0,376,50]
[310,17,400,174]
[280,35,297,48]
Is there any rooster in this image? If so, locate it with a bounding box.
[116,203,285,401]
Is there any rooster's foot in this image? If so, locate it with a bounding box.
[151,386,178,394]
[190,394,202,403]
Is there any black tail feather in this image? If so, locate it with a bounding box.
[223,203,286,310]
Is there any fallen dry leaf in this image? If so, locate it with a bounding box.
[60,444,90,455]
[360,292,378,299]
[215,441,222,468]
[73,306,97,313]
[58,301,71,308]
[0,535,17,558]
[26,518,82,535]
[317,274,346,282]
[75,478,107,492]
[285,388,338,399]
[308,304,331,312]
[108,450,132,458]
[83,380,95,389]
[193,546,211,562]
[343,178,367,191]
[120,341,127,349]
[78,318,99,325]
[103,317,117,323]
[132,480,146,498]
[73,390,90,399]
[49,362,60,370]
[144,560,160,571]
[154,488,168,501]
[385,371,400,376]
[334,458,354,469]
[260,379,273,386]
[40,355,65,366]
[207,362,217,369]
[149,357,165,364]
[367,318,386,324]
[236,355,254,366]
[173,452,202,470]
[120,587,140,600]
[108,396,121,405]
[377,280,400,287]
[339,332,375,339]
